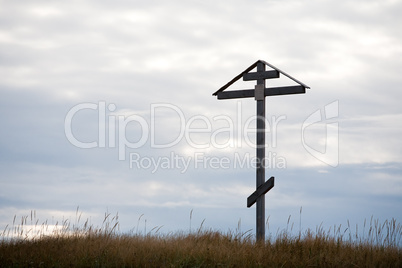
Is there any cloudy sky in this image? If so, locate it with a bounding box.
[1,0,401,238]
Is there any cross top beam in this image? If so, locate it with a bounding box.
[213,60,309,241]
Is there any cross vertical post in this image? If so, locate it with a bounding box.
[256,61,266,241]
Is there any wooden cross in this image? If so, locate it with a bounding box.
[213,60,310,241]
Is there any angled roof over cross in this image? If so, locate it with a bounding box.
[212,59,310,96]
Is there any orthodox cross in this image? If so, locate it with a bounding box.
[212,60,310,241]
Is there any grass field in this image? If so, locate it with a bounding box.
[1,211,401,267]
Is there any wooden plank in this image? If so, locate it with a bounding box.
[254,84,265,101]
[259,60,311,89]
[212,60,259,96]
[243,70,279,81]
[247,177,274,208]
[216,85,305,100]
[217,89,254,99]
[255,61,266,241]
[264,85,305,96]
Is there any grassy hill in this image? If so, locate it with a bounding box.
[1,213,401,267]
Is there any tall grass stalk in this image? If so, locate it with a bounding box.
[1,211,401,267]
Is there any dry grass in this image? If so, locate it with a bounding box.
[1,211,401,267]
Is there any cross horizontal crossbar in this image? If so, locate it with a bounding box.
[247,177,274,208]
[243,70,279,81]
[217,85,305,100]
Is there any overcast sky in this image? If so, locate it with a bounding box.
[1,0,402,238]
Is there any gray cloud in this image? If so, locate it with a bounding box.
[1,0,401,237]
